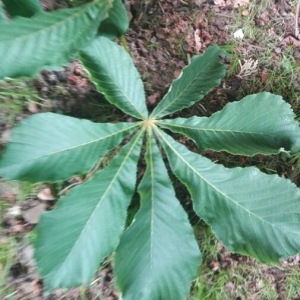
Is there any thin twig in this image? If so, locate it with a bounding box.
[58,157,104,196]
[85,157,104,180]
[58,182,82,196]
[295,0,300,38]
[158,0,164,13]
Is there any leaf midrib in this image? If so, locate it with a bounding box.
[148,132,155,296]
[151,57,221,118]
[0,0,109,44]
[6,123,139,167]
[49,128,144,278]
[156,128,280,230]
[158,121,277,138]
[156,129,284,259]
[83,58,146,120]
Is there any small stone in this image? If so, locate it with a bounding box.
[173,69,181,79]
[27,101,39,113]
[7,206,22,217]
[150,36,157,43]
[242,9,249,16]
[225,281,235,292]
[275,47,281,54]
[21,245,35,267]
[41,86,49,93]
[22,202,46,224]
[233,28,244,39]
[0,128,11,143]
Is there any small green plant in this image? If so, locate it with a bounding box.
[2,35,300,299]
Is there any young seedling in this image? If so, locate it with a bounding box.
[1,36,300,299]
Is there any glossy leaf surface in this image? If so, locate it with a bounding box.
[0,0,112,78]
[158,92,300,155]
[2,0,42,18]
[150,46,226,119]
[80,37,148,120]
[115,131,200,300]
[0,113,139,182]
[157,129,300,263]
[99,0,128,39]
[35,131,144,291]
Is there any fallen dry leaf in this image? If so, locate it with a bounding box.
[10,220,25,234]
[147,92,161,106]
[214,0,249,7]
[37,187,55,201]
[280,35,300,48]
[22,202,46,224]
[232,0,249,7]
[20,245,35,267]
[209,260,220,271]
[261,68,268,83]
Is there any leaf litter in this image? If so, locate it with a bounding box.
[1,0,300,299]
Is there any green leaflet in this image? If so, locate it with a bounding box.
[0,0,112,78]
[115,130,200,300]
[157,128,300,263]
[158,92,300,156]
[0,113,140,182]
[150,46,226,119]
[35,130,144,291]
[0,4,6,22]
[2,0,42,18]
[79,37,148,120]
[99,0,128,39]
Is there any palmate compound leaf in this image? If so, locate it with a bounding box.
[35,129,144,291]
[98,0,128,39]
[115,130,200,300]
[2,0,42,18]
[156,128,300,263]
[158,92,300,156]
[0,0,112,79]
[150,46,227,119]
[79,36,148,120]
[0,113,140,182]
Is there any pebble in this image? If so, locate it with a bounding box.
[274,47,281,54]
[27,102,39,113]
[150,36,157,43]
[0,128,11,143]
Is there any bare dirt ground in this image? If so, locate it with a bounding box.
[1,0,300,299]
